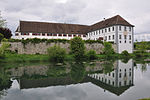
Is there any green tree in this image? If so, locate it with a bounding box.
[102,42,115,59]
[0,42,10,58]
[86,49,97,60]
[47,45,66,63]
[70,37,85,60]
[134,41,148,57]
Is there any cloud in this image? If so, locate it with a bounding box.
[0,0,150,34]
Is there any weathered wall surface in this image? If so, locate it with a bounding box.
[1,42,116,54]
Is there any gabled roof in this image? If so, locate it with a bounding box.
[16,21,89,34]
[16,15,134,34]
[90,15,134,32]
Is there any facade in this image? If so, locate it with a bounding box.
[15,15,134,53]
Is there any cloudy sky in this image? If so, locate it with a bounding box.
[0,0,150,34]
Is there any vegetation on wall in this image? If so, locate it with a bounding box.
[47,45,67,63]
[0,33,4,41]
[70,37,85,60]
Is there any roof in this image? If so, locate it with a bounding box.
[90,15,134,32]
[16,15,134,34]
[16,21,89,34]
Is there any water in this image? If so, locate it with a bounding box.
[0,59,150,100]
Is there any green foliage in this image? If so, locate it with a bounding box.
[47,45,66,62]
[102,42,115,59]
[70,37,85,60]
[84,40,103,44]
[102,61,114,74]
[121,50,130,57]
[0,33,4,41]
[0,42,10,58]
[86,50,97,60]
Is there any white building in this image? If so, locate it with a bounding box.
[14,15,134,53]
[87,59,134,95]
[134,33,150,42]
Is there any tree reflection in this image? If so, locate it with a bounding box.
[70,62,86,82]
[102,61,114,74]
[0,67,12,98]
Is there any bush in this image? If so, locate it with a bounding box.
[121,50,130,56]
[47,45,66,62]
[70,37,85,60]
[86,50,97,60]
[0,42,10,58]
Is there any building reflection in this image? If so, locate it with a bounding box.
[5,59,134,96]
[87,59,134,95]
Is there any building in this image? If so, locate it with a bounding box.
[134,33,150,42]
[15,15,134,53]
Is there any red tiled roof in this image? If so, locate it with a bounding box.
[16,15,134,34]
[90,15,134,32]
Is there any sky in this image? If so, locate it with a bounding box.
[0,0,150,35]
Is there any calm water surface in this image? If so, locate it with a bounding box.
[0,59,150,100]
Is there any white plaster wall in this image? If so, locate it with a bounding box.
[117,25,133,53]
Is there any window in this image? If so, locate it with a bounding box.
[59,34,62,36]
[109,36,111,40]
[124,35,127,39]
[119,35,121,39]
[112,73,114,77]
[112,35,114,39]
[47,33,52,36]
[120,41,121,43]
[112,27,114,31]
[119,82,121,86]
[73,35,76,37]
[129,72,131,76]
[109,28,111,32]
[119,73,121,78]
[102,30,104,33]
[99,30,101,34]
[105,28,107,32]
[68,34,72,37]
[124,26,127,31]
[129,41,131,43]
[63,34,67,36]
[42,33,45,36]
[119,26,121,31]
[53,34,57,36]
[129,27,131,31]
[125,40,126,43]
[129,35,131,40]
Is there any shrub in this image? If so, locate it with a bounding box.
[121,50,130,56]
[0,42,10,58]
[70,37,85,60]
[47,45,66,62]
[0,28,12,39]
[86,50,97,60]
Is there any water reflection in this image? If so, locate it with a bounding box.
[1,59,150,100]
[88,59,134,95]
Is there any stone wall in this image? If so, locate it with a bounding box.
[0,42,116,54]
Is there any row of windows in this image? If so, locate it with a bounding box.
[20,33,86,37]
[119,35,132,40]
[89,26,132,36]
[105,35,115,40]
[119,26,132,32]
[89,26,115,36]
[119,41,132,44]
